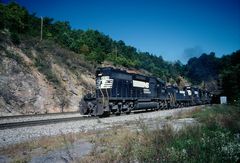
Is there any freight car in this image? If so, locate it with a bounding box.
[80,67,211,117]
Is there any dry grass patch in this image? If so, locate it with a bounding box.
[80,105,240,163]
[80,125,137,163]
[0,131,95,162]
[170,106,203,120]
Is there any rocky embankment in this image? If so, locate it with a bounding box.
[0,31,95,116]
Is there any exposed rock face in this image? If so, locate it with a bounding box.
[0,55,39,114]
[0,32,95,116]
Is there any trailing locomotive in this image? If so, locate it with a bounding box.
[80,67,212,116]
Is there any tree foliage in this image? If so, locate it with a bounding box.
[185,50,240,103]
[185,52,220,84]
[1,2,239,103]
[220,51,240,103]
[0,2,184,81]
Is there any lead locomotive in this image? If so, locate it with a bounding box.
[80,67,211,116]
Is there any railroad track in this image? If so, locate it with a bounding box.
[0,116,93,130]
[0,111,79,120]
[0,106,202,130]
[0,110,156,130]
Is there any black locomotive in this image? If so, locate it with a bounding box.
[80,67,212,116]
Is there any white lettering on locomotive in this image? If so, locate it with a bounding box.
[143,88,151,94]
[97,76,113,89]
[187,90,192,96]
[179,90,186,96]
[133,80,149,88]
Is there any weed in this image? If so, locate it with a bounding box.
[34,53,60,85]
[11,32,20,45]
[60,131,74,161]
[2,105,239,162]
[0,131,88,162]
[173,106,202,119]
[193,105,240,133]
[79,105,240,163]
[5,50,24,65]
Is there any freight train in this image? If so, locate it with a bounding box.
[80,67,212,117]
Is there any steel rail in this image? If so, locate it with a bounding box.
[0,105,205,130]
[0,111,79,120]
[0,109,155,130]
[0,116,93,130]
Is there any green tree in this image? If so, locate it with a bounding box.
[0,2,29,33]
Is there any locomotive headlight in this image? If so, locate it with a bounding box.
[96,79,101,89]
[194,91,199,95]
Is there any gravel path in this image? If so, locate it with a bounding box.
[0,106,201,148]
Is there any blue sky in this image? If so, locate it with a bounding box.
[3,0,240,63]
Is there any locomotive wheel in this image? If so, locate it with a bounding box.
[115,112,121,116]
[125,106,132,115]
[125,110,131,114]
[80,107,90,115]
[99,111,110,118]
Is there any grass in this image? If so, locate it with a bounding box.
[80,105,240,163]
[0,131,94,162]
[30,39,95,87]
[171,106,203,119]
[1,105,239,162]
[34,54,60,85]
[192,105,240,133]
[4,49,30,72]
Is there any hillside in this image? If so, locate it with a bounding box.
[185,51,240,102]
[0,2,239,115]
[0,2,186,115]
[0,2,184,82]
[0,31,95,115]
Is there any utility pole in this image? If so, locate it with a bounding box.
[40,16,43,41]
[115,46,118,57]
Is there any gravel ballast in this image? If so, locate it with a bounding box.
[0,106,202,148]
[0,113,83,124]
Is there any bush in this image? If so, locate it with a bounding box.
[6,51,23,64]
[35,54,60,85]
[193,105,240,133]
[81,105,240,163]
[10,32,20,45]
